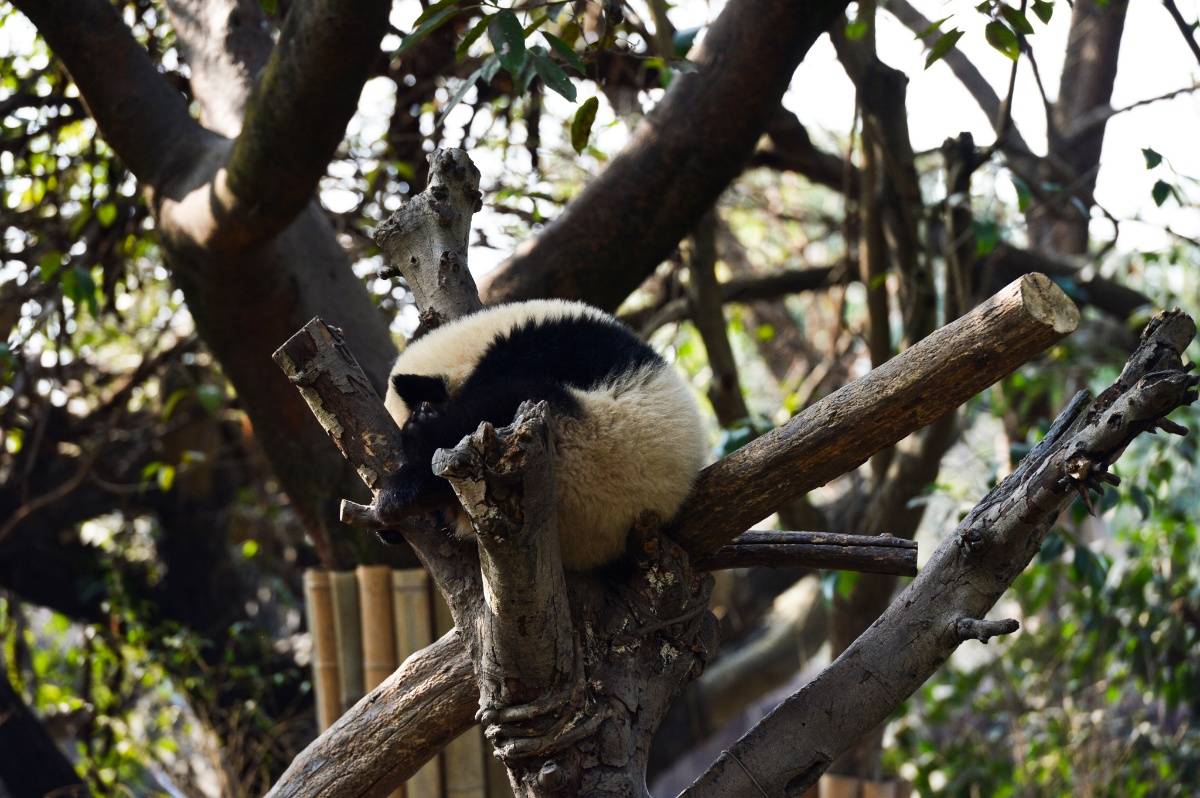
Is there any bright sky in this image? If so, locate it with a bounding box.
[375,0,1200,276]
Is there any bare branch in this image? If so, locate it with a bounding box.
[955,617,1020,643]
[750,106,859,194]
[11,0,205,187]
[266,631,477,798]
[673,274,1080,557]
[699,530,917,576]
[375,150,484,333]
[620,265,844,333]
[886,0,1032,154]
[480,0,853,311]
[1162,0,1200,67]
[680,310,1196,796]
[220,0,391,247]
[982,243,1151,320]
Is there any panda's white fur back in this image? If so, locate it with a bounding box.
[384,300,708,570]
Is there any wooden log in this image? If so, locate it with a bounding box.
[273,319,406,494]
[674,273,1079,556]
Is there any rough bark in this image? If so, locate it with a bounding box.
[266,631,477,798]
[220,0,392,248]
[374,149,484,333]
[679,310,1197,796]
[699,531,916,576]
[673,273,1080,556]
[480,0,852,311]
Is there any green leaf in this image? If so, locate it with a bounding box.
[61,266,98,315]
[532,53,576,101]
[456,15,491,61]
[543,32,585,74]
[917,15,952,39]
[570,96,599,154]
[925,29,964,68]
[38,252,62,280]
[845,19,869,40]
[673,26,701,56]
[259,0,277,14]
[195,384,223,414]
[396,6,459,57]
[488,10,527,76]
[156,464,176,492]
[96,202,117,227]
[1152,179,1172,207]
[241,540,260,558]
[1011,174,1032,211]
[985,21,1020,60]
[973,219,1001,256]
[162,388,188,420]
[1000,6,1034,35]
[1142,147,1163,169]
[1032,0,1053,23]
[414,0,459,26]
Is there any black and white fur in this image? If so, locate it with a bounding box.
[380,300,708,570]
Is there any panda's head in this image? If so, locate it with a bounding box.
[387,372,449,425]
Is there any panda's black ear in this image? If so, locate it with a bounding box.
[390,373,448,407]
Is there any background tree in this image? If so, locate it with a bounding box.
[1,0,1198,794]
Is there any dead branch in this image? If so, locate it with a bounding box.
[374,149,484,333]
[674,272,1080,556]
[699,531,917,576]
[680,310,1197,796]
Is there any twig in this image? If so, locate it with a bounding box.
[1163,0,1200,68]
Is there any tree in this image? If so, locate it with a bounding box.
[2,0,1198,793]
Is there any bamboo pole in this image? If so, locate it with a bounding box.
[393,569,442,798]
[302,570,340,732]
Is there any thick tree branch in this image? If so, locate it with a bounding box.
[10,0,206,187]
[680,309,1196,796]
[375,149,484,333]
[982,243,1151,320]
[266,631,477,798]
[480,0,852,311]
[673,273,1080,556]
[163,0,274,137]
[219,0,391,247]
[699,531,917,576]
[620,265,844,333]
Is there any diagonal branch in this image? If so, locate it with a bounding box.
[680,310,1197,796]
[673,273,1080,556]
[480,0,853,311]
[1162,0,1200,68]
[886,0,1032,155]
[10,0,205,187]
[218,0,391,247]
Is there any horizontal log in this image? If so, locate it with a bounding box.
[699,542,916,576]
[732,530,916,549]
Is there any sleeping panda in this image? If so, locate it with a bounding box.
[379,299,709,571]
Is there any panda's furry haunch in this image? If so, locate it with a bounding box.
[380,299,708,571]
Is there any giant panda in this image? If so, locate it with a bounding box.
[379,299,709,571]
